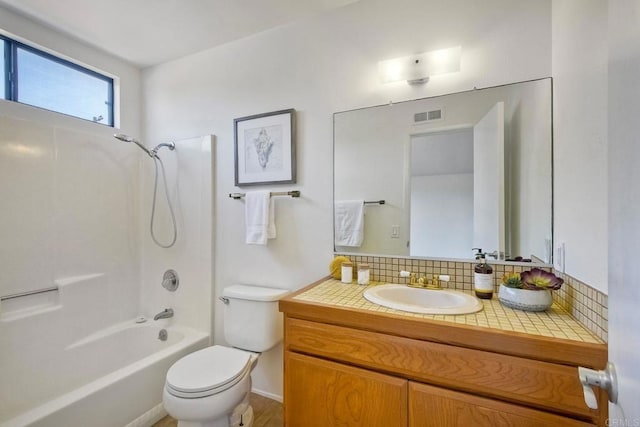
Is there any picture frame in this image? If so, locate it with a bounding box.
[234,108,296,187]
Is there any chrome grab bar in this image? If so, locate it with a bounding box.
[0,286,59,302]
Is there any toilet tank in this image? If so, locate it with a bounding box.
[222,284,290,352]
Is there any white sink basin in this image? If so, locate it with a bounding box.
[363,284,483,315]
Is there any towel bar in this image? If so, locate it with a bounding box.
[364,200,385,205]
[0,286,58,301]
[229,190,301,200]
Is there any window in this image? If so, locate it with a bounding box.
[1,40,5,100]
[1,35,114,126]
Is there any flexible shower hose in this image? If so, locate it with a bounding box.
[150,155,177,248]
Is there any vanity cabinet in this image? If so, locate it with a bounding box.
[409,382,590,427]
[285,351,407,426]
[280,280,608,427]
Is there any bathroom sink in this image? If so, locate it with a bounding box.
[363,284,483,315]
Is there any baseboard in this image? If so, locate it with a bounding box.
[251,387,283,402]
[125,403,167,427]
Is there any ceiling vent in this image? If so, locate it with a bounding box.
[414,108,443,123]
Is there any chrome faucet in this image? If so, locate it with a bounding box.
[154,308,174,321]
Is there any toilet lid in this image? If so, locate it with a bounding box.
[166,345,252,395]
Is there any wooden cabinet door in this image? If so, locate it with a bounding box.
[409,382,593,427]
[285,351,408,427]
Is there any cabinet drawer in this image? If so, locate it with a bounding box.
[285,352,407,427]
[286,317,603,422]
[409,382,593,427]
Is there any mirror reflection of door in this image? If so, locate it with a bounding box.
[409,128,474,258]
[409,102,505,259]
[473,101,505,259]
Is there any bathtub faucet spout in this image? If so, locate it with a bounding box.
[154,308,174,321]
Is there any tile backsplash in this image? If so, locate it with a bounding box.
[337,253,608,342]
[553,270,608,342]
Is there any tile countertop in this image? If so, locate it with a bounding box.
[292,279,603,345]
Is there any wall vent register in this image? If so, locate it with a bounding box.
[414,109,443,123]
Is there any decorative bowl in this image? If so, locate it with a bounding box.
[498,284,553,312]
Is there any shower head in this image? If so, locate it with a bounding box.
[113,133,153,157]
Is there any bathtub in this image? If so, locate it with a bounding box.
[0,321,208,427]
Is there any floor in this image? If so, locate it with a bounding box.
[153,393,283,427]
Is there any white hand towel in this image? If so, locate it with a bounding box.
[245,191,276,245]
[334,200,364,247]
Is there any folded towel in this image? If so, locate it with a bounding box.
[245,191,276,245]
[334,200,364,247]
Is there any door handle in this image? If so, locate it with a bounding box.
[578,362,618,410]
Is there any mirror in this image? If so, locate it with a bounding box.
[334,78,552,263]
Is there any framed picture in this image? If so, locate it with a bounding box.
[234,108,296,186]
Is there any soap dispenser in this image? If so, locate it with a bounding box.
[473,248,494,299]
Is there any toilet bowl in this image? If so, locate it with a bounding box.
[163,346,258,427]
[162,285,289,427]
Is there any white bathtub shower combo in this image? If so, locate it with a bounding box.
[1,116,214,427]
[0,274,208,427]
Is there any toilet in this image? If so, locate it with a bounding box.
[163,284,290,427]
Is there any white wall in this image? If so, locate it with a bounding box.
[552,0,608,292]
[142,0,552,398]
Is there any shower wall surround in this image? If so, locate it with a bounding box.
[139,135,214,333]
[340,253,607,342]
[0,105,213,334]
[0,111,142,323]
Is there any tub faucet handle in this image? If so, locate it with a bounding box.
[162,270,179,292]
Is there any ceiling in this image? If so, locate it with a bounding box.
[0,0,356,68]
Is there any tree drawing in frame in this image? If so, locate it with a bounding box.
[234,109,296,186]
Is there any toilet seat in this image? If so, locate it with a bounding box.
[166,345,253,398]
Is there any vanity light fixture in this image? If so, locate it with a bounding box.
[378,46,461,85]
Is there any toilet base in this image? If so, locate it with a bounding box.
[232,404,253,427]
[176,403,253,427]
